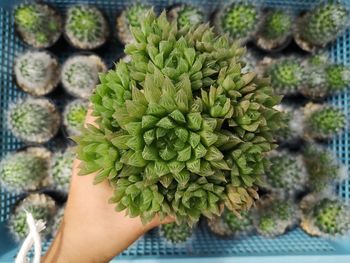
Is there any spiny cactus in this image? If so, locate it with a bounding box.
[14,50,60,96]
[303,103,346,140]
[76,11,283,225]
[14,3,62,48]
[7,97,61,144]
[325,64,350,92]
[0,147,51,193]
[116,2,151,45]
[255,9,293,51]
[64,5,109,49]
[63,99,88,137]
[8,193,57,241]
[214,2,260,44]
[300,194,350,237]
[50,147,75,192]
[160,222,194,243]
[294,1,350,52]
[207,209,254,237]
[254,196,298,237]
[303,144,345,193]
[167,4,205,29]
[61,54,107,99]
[264,150,307,195]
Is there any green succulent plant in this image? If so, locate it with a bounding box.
[168,5,204,29]
[325,64,350,91]
[0,147,51,193]
[274,105,303,143]
[8,193,57,241]
[216,2,260,43]
[7,97,61,144]
[264,150,306,195]
[260,10,292,40]
[76,10,283,225]
[161,222,194,243]
[61,55,106,99]
[65,5,109,49]
[50,148,75,192]
[14,3,62,48]
[63,99,88,137]
[296,1,350,50]
[304,103,346,140]
[267,58,303,96]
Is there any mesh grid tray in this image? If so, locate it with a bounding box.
[0,0,350,261]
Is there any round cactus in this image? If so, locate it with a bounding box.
[0,147,51,193]
[265,57,303,96]
[207,209,254,237]
[116,3,151,45]
[167,4,205,29]
[303,144,345,193]
[300,194,350,237]
[160,222,194,243]
[14,50,60,96]
[61,54,107,99]
[14,3,62,48]
[264,150,307,195]
[303,103,346,140]
[50,147,75,192]
[64,5,109,49]
[7,97,61,144]
[295,2,350,52]
[255,9,293,51]
[215,2,260,44]
[254,196,298,237]
[63,99,88,137]
[76,11,283,225]
[8,193,57,241]
[325,64,350,92]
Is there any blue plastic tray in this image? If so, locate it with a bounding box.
[1,0,350,262]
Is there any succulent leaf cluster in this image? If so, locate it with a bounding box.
[14,3,62,48]
[63,99,88,137]
[0,147,51,193]
[65,5,109,49]
[7,97,61,144]
[76,11,283,225]
[167,4,204,29]
[161,222,194,243]
[50,148,75,192]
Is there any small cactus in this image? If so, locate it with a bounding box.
[64,5,109,49]
[7,97,61,144]
[14,50,60,96]
[61,55,107,99]
[295,1,350,52]
[14,3,62,48]
[303,103,346,140]
[167,4,205,29]
[300,194,350,237]
[325,64,350,92]
[63,99,88,137]
[160,222,194,243]
[215,2,260,44]
[50,147,75,192]
[0,147,51,193]
[8,193,57,241]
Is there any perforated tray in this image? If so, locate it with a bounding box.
[0,0,350,262]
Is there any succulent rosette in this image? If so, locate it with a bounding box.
[167,4,205,29]
[160,222,194,243]
[63,99,88,137]
[76,11,283,225]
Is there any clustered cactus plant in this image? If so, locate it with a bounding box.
[49,147,75,192]
[61,54,107,99]
[303,103,346,140]
[76,10,283,225]
[161,222,194,243]
[324,64,350,92]
[8,193,57,241]
[215,2,260,44]
[14,50,60,96]
[116,2,151,45]
[167,4,205,29]
[14,3,62,48]
[63,99,88,137]
[300,194,350,237]
[7,97,61,144]
[64,5,109,49]
[294,1,350,52]
[0,147,51,193]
